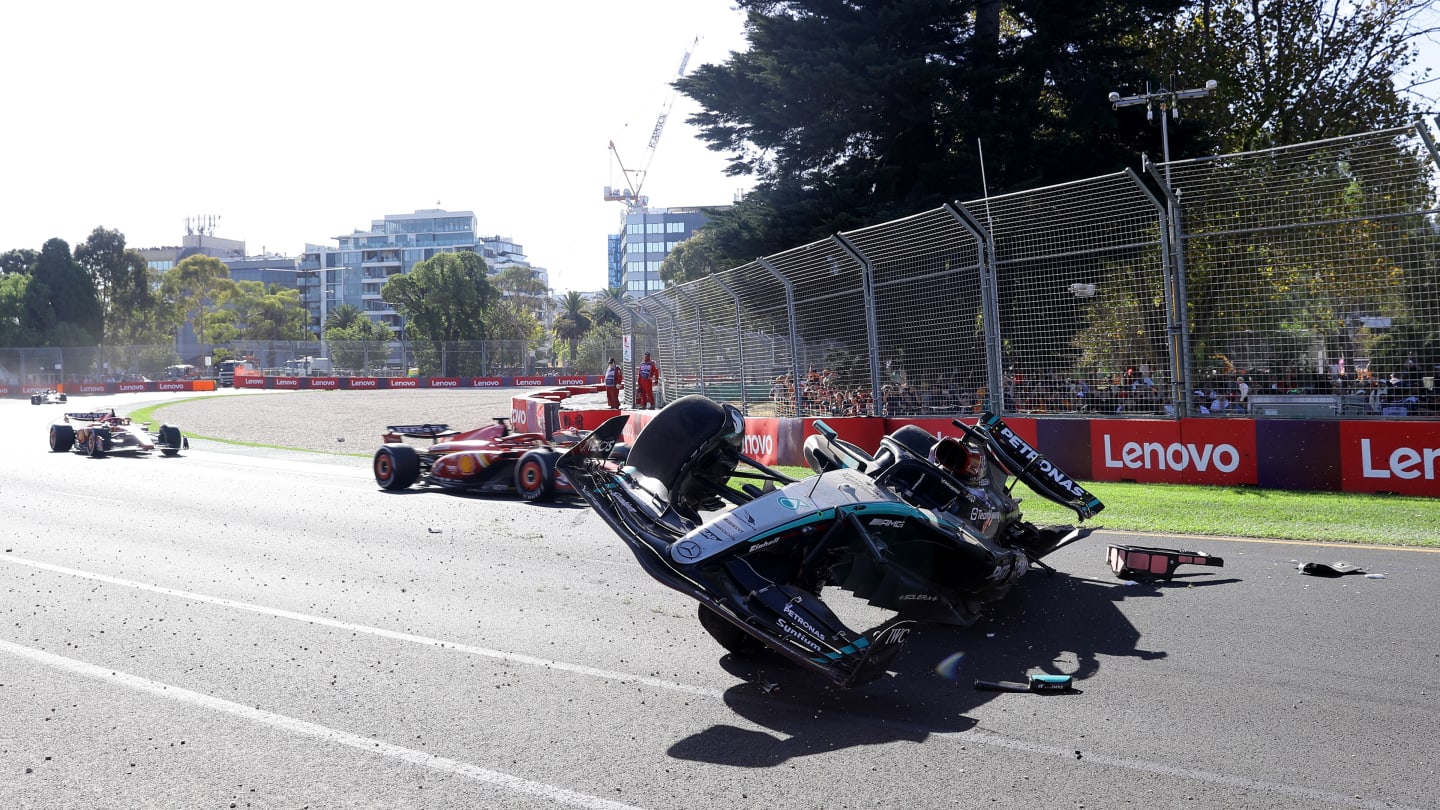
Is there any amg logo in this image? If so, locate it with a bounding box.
[869,518,906,529]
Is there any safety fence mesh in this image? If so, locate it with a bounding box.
[622,121,1440,419]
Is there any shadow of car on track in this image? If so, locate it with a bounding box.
[666,568,1235,767]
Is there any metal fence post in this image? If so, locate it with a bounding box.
[710,274,747,412]
[1142,160,1192,416]
[758,257,805,415]
[832,233,883,415]
[947,202,1005,414]
[674,287,706,397]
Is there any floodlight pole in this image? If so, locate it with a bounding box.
[1108,79,1218,185]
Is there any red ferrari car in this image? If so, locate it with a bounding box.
[49,410,187,457]
[372,418,599,501]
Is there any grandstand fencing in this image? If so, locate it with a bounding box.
[642,120,1440,420]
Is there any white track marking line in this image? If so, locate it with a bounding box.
[0,638,647,810]
[0,555,721,699]
[948,728,1428,810]
[2,555,1423,808]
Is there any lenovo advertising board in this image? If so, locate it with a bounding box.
[1340,421,1440,496]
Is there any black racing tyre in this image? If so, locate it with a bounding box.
[373,444,421,490]
[49,424,75,452]
[159,425,183,456]
[514,449,556,501]
[31,395,40,405]
[697,604,766,657]
[58,393,67,402]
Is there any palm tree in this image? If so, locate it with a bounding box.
[324,304,364,332]
[552,290,592,370]
[589,286,629,327]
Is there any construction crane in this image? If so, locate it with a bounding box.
[604,36,700,211]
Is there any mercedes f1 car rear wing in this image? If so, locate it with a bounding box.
[966,413,1104,521]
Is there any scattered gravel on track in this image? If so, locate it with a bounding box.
[149,389,593,455]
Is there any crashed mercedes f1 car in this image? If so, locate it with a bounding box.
[556,394,1102,688]
[49,410,187,457]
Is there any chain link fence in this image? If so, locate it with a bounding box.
[612,121,1439,419]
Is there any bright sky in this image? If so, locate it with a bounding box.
[7,3,1440,296]
[1,0,751,293]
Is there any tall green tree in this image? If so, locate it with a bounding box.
[381,251,496,375]
[0,273,37,347]
[324,313,392,373]
[74,227,160,348]
[672,0,1184,277]
[1142,0,1432,153]
[1,249,39,276]
[24,238,103,347]
[552,290,592,369]
[229,281,312,341]
[161,255,236,348]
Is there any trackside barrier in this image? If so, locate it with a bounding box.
[509,385,619,437]
[2,380,218,397]
[3,376,598,398]
[625,413,1439,497]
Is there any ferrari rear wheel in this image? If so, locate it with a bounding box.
[49,424,75,452]
[86,429,108,458]
[514,450,556,501]
[374,444,421,490]
[697,604,766,657]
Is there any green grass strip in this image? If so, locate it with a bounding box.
[772,465,1437,548]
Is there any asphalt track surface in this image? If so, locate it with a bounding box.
[3,390,1437,809]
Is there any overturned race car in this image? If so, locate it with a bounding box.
[372,418,620,501]
[49,410,188,458]
[557,394,1103,688]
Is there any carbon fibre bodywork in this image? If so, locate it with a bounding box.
[557,395,1102,688]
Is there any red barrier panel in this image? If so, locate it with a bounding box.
[1341,421,1440,496]
[345,377,381,390]
[470,377,504,388]
[427,377,461,388]
[307,377,341,389]
[73,382,114,395]
[556,376,589,386]
[386,378,420,389]
[513,376,545,386]
[1090,418,1257,486]
[270,377,303,390]
[239,376,266,389]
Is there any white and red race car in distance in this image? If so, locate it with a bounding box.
[48,409,188,458]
